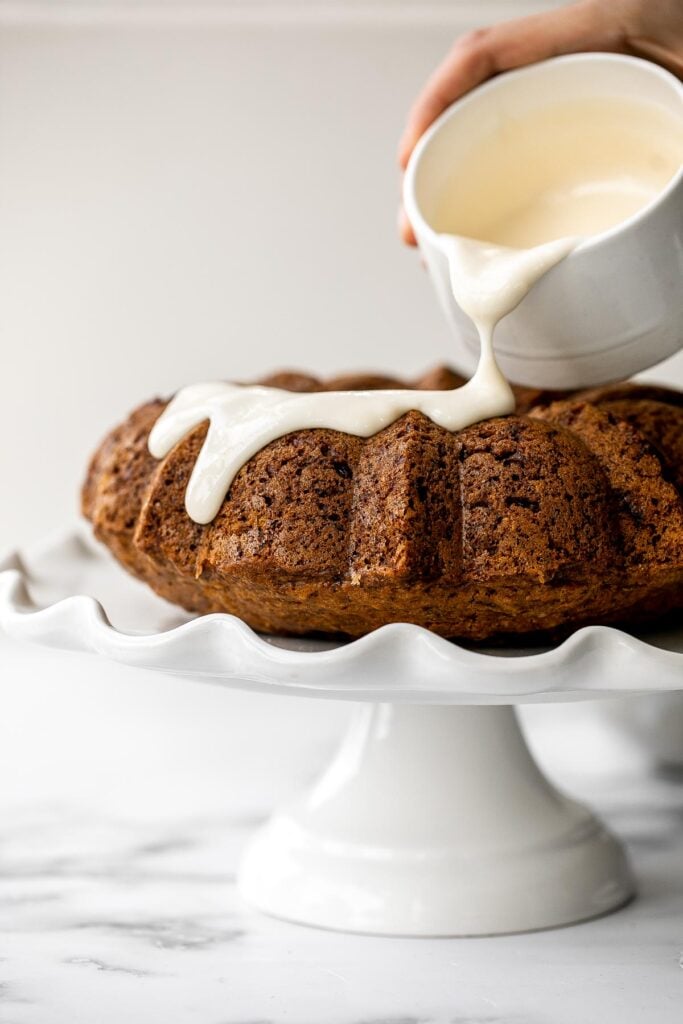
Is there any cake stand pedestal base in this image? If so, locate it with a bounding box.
[238,703,634,936]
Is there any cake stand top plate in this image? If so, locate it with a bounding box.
[1,529,681,705]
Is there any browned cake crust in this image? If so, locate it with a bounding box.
[82,367,683,642]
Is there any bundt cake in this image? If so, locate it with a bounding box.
[82,366,683,643]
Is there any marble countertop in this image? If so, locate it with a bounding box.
[2,635,682,1024]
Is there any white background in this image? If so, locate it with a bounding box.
[2,0,682,550]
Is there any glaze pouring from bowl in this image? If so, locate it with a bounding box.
[404,53,683,389]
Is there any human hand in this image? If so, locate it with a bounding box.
[398,0,683,245]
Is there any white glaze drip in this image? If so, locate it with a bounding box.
[442,236,577,331]
[148,375,514,526]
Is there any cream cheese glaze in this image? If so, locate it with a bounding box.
[433,97,683,248]
[147,370,514,527]
[149,95,681,525]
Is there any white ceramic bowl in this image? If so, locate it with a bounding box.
[403,53,683,389]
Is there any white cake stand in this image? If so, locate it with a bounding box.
[2,529,682,937]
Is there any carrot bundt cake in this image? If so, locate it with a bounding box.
[82,366,683,643]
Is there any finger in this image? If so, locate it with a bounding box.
[398,203,417,246]
[619,0,683,74]
[398,0,621,169]
[398,31,494,169]
[477,1,624,71]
